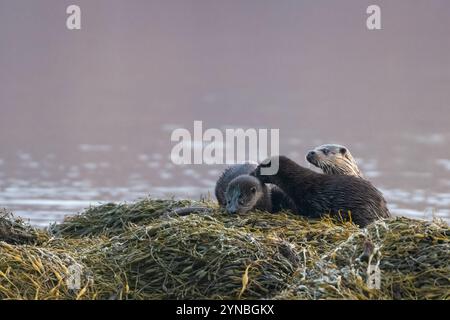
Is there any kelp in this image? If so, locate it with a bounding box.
[0,199,448,300]
[0,209,49,245]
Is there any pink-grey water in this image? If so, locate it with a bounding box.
[1,1,450,226]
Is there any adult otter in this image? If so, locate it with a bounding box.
[251,156,390,227]
[216,163,296,214]
[306,144,364,178]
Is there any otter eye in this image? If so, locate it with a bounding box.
[322,148,330,156]
[238,199,244,205]
[250,187,257,193]
[340,147,347,154]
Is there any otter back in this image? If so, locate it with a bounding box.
[253,156,391,227]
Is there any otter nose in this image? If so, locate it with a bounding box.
[226,205,237,214]
[306,151,316,161]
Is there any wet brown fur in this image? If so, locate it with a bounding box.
[252,156,390,227]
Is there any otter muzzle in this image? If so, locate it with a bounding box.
[306,151,318,164]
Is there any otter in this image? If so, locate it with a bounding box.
[215,163,258,207]
[170,163,295,216]
[306,144,364,178]
[216,163,296,214]
[168,164,259,216]
[251,156,390,227]
[223,174,272,214]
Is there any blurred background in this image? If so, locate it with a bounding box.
[1,0,449,226]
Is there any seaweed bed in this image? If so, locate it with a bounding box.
[0,199,449,300]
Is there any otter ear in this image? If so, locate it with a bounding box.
[339,147,347,154]
[250,186,257,193]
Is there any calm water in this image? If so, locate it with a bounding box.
[1,1,450,226]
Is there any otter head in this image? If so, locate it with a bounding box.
[224,175,264,214]
[306,144,363,178]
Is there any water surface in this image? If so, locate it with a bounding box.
[1,1,449,226]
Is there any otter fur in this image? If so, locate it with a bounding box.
[306,144,363,178]
[170,163,295,216]
[223,174,272,214]
[215,163,258,207]
[216,163,296,214]
[251,156,390,227]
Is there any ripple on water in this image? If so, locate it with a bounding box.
[78,144,112,152]
[407,133,446,145]
[436,159,450,171]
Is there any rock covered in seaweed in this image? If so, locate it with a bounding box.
[0,199,449,300]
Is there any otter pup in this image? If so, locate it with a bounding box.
[216,163,296,214]
[168,164,259,216]
[251,156,390,227]
[223,174,272,214]
[215,163,258,207]
[170,163,296,216]
[306,144,364,178]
